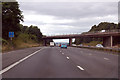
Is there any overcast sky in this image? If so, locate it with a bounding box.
[18,1,118,42]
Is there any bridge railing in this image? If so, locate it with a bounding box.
[45,29,120,37]
[85,29,120,34]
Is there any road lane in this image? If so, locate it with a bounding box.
[2,47,118,78]
[59,47,118,78]
[3,47,90,78]
[2,47,42,69]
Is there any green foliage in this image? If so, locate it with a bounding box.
[19,25,43,43]
[89,22,118,32]
[2,2,23,40]
[74,37,102,45]
[2,1,44,52]
[16,33,30,43]
[2,38,9,45]
[75,22,118,45]
[28,25,43,42]
[83,41,102,46]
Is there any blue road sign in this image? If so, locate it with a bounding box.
[9,32,14,38]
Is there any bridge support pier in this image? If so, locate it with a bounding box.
[103,36,120,47]
[103,36,113,47]
[69,38,72,46]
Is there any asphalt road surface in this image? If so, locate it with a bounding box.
[2,47,118,78]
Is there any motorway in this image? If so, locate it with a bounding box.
[1,47,118,78]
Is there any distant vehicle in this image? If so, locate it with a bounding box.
[101,30,105,32]
[59,44,61,47]
[55,43,59,47]
[61,44,67,49]
[88,45,91,47]
[72,44,76,46]
[96,44,103,48]
[79,44,83,46]
[50,42,54,47]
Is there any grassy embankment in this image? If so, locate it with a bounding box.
[76,41,120,53]
[82,41,120,48]
[82,41,102,46]
[2,33,43,52]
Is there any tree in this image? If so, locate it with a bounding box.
[75,22,118,45]
[28,25,43,42]
[2,2,23,40]
[89,22,118,32]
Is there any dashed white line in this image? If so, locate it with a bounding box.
[62,53,64,55]
[0,48,44,75]
[89,53,92,55]
[66,57,70,60]
[104,58,109,60]
[80,51,83,53]
[77,66,84,71]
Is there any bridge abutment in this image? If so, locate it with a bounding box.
[103,36,113,47]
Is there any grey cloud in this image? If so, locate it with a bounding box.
[19,2,118,35]
[19,2,117,19]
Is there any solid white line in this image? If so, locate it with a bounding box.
[77,66,84,71]
[0,48,44,75]
[66,57,69,60]
[104,58,109,60]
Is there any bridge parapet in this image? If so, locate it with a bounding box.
[86,29,120,34]
[43,29,120,39]
[43,29,120,47]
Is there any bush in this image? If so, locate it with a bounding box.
[83,41,102,46]
[2,38,9,45]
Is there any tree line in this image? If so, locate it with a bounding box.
[75,22,120,45]
[2,2,43,45]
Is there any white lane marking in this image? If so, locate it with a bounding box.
[89,53,92,55]
[66,57,69,60]
[62,53,64,54]
[104,58,109,60]
[0,48,44,75]
[77,66,84,71]
[6,51,16,54]
[80,51,83,53]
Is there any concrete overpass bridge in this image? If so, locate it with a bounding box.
[43,29,120,47]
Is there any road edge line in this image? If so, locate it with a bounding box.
[0,48,44,75]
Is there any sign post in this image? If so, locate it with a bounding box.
[9,32,14,49]
[9,32,14,39]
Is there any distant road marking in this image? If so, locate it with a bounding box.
[0,48,44,75]
[6,51,16,54]
[89,53,92,55]
[104,58,109,60]
[80,51,83,53]
[66,57,70,60]
[77,66,84,71]
[62,53,64,55]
